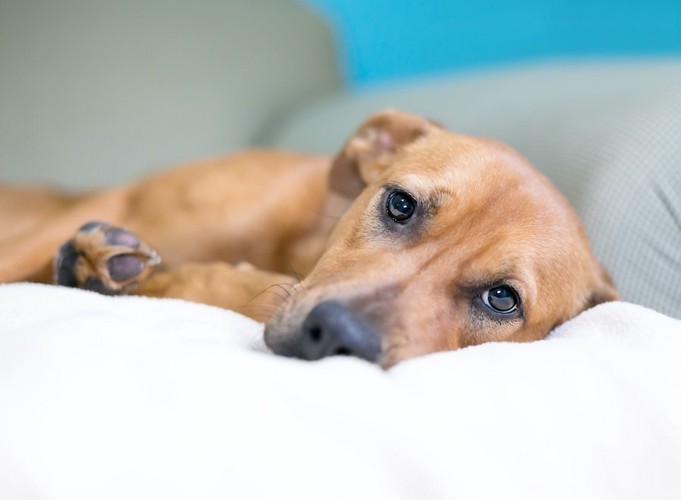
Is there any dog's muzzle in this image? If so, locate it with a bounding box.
[266,300,381,362]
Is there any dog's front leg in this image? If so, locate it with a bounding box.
[54,221,295,322]
[137,262,296,322]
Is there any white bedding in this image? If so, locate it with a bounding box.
[0,283,680,500]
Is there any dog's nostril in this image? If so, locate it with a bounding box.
[309,325,322,342]
[298,301,380,362]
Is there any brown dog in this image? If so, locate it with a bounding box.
[0,110,618,367]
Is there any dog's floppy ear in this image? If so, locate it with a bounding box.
[329,109,443,198]
[585,260,620,309]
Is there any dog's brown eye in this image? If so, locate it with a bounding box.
[482,286,518,313]
[386,190,416,222]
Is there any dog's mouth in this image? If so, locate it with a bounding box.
[264,299,383,364]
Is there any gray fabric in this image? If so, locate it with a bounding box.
[263,58,681,159]
[576,91,681,317]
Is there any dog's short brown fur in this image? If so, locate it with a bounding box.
[0,110,618,367]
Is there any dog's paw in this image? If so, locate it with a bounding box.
[54,221,161,294]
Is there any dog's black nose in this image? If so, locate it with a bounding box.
[299,301,380,362]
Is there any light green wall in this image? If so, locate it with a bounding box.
[0,0,339,188]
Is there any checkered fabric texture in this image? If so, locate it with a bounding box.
[528,90,681,318]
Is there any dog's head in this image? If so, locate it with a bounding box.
[265,109,618,367]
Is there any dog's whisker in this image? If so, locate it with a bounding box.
[243,284,289,307]
[275,281,296,289]
[239,303,280,316]
[271,283,293,299]
[240,304,279,314]
[240,302,279,312]
[284,263,305,289]
[276,282,303,295]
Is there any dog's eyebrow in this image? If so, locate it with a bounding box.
[456,270,524,295]
[383,175,456,207]
[429,186,456,209]
[396,174,457,210]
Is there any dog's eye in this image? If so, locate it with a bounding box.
[386,190,416,222]
[482,286,518,313]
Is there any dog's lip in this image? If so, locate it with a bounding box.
[263,326,301,359]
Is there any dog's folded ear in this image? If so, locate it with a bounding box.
[585,260,620,309]
[329,109,443,198]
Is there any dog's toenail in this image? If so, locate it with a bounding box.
[107,254,145,282]
[148,250,162,266]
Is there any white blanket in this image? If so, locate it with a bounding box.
[0,283,680,500]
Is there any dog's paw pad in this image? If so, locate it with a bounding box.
[54,221,161,294]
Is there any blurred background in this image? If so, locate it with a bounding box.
[306,0,681,86]
[1,0,679,187]
[1,0,680,314]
